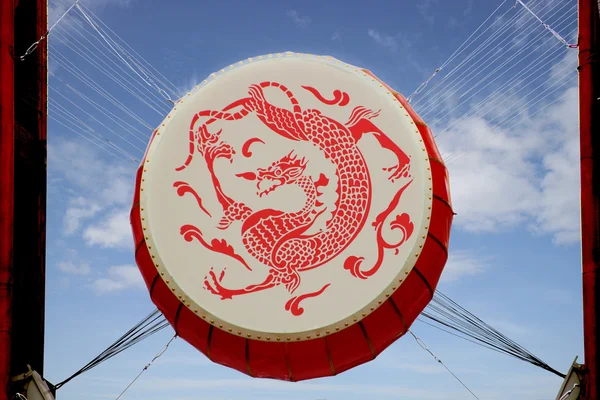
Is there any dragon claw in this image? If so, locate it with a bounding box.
[383,163,411,181]
[204,268,233,300]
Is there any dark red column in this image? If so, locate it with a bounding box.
[578,0,600,399]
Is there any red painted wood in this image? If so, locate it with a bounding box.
[0,1,15,397]
[578,0,600,398]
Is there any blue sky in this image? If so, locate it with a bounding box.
[44,0,582,399]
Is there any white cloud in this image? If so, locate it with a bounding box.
[416,0,438,26]
[83,208,132,249]
[440,250,488,283]
[331,31,342,41]
[431,84,580,244]
[368,29,408,53]
[49,138,133,207]
[285,10,311,28]
[49,137,136,243]
[92,265,144,294]
[63,196,102,234]
[437,117,541,232]
[58,260,92,276]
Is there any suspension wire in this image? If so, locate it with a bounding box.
[48,46,155,129]
[415,0,569,115]
[515,0,578,48]
[115,334,177,400]
[75,4,175,105]
[408,0,509,102]
[20,0,80,60]
[421,292,566,378]
[49,99,140,163]
[412,0,573,109]
[17,90,138,163]
[432,23,576,135]
[422,3,576,125]
[444,66,577,166]
[439,44,577,164]
[408,330,480,399]
[411,1,531,106]
[455,7,575,102]
[49,85,147,154]
[79,3,179,98]
[52,13,172,112]
[417,0,572,118]
[51,29,170,115]
[49,71,149,143]
[45,287,565,390]
[54,310,170,390]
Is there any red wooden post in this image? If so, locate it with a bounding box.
[578,0,600,399]
[0,0,16,398]
[0,1,47,398]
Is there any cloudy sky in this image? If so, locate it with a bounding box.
[44,0,583,399]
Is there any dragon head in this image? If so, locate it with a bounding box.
[236,151,308,197]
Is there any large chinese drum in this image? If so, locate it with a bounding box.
[131,52,453,380]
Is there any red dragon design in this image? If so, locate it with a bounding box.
[174,81,415,314]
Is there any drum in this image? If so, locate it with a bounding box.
[130,52,453,380]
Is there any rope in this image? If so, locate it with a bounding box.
[417,0,573,119]
[408,330,480,400]
[20,0,80,60]
[421,292,566,378]
[79,3,179,98]
[75,4,175,105]
[407,0,509,102]
[411,1,529,106]
[115,334,177,400]
[49,46,155,129]
[52,25,171,114]
[515,0,578,48]
[54,310,170,389]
